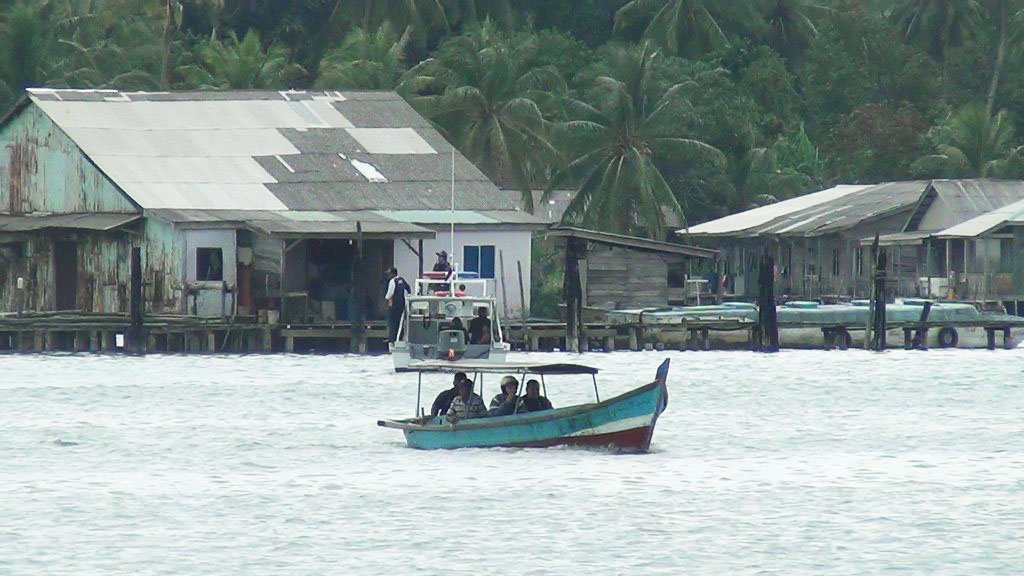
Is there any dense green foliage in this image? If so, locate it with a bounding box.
[3,0,1024,238]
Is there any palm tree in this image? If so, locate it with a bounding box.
[441,0,515,30]
[762,0,829,62]
[613,0,760,58]
[0,2,54,106]
[981,0,1024,115]
[547,43,725,237]
[912,103,1015,177]
[892,0,981,62]
[326,0,449,48]
[400,25,564,212]
[179,30,302,89]
[315,24,410,90]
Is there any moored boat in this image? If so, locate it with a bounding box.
[377,359,670,451]
[390,272,510,371]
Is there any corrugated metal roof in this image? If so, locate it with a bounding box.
[144,208,434,238]
[681,182,928,238]
[25,89,510,214]
[375,210,498,224]
[935,197,1024,238]
[682,185,870,236]
[549,226,717,258]
[0,212,140,231]
[905,179,1024,231]
[857,231,932,246]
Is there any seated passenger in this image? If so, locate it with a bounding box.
[488,376,520,417]
[446,378,487,423]
[468,307,492,344]
[447,317,468,339]
[431,372,466,417]
[518,379,553,412]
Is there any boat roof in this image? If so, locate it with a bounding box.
[407,360,599,375]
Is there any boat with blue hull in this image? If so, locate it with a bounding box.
[377,360,670,452]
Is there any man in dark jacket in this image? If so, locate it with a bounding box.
[430,372,466,417]
[384,267,410,343]
[518,379,553,412]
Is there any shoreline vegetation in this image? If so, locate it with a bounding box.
[3,1,1023,317]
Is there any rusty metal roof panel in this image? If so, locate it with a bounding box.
[0,212,140,231]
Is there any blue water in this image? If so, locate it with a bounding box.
[2,350,1023,575]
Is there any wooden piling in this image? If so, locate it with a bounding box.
[128,247,145,354]
[912,301,932,350]
[351,222,367,354]
[868,235,887,351]
[756,250,779,352]
[986,327,997,350]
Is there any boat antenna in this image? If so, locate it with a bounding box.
[450,145,456,274]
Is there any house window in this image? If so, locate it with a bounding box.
[463,245,495,279]
[196,247,223,281]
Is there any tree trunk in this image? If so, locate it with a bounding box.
[161,0,177,90]
[986,0,1009,117]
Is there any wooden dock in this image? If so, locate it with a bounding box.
[1,312,1022,353]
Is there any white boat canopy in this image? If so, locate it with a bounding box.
[407,360,599,375]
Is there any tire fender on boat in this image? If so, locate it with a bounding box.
[938,326,959,348]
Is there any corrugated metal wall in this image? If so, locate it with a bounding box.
[0,104,137,214]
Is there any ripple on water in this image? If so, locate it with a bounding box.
[1,350,1023,575]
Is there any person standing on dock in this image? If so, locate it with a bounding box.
[384,267,410,343]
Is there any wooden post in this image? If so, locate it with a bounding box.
[870,238,888,352]
[1003,326,1012,349]
[986,327,996,350]
[517,260,530,349]
[127,247,145,354]
[756,248,779,352]
[351,222,366,354]
[563,238,584,353]
[262,327,273,352]
[499,250,509,321]
[913,301,932,349]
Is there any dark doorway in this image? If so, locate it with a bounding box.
[54,240,78,310]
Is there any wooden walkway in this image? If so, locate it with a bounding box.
[2,312,1023,353]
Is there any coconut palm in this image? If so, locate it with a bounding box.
[981,0,1024,115]
[179,30,302,89]
[0,2,54,105]
[400,24,564,212]
[892,0,982,61]
[613,0,760,58]
[762,0,829,62]
[442,0,514,30]
[912,103,1015,177]
[315,25,410,90]
[326,0,449,48]
[547,43,725,237]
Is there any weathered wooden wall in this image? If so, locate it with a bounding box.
[142,218,185,313]
[0,231,132,313]
[583,244,673,310]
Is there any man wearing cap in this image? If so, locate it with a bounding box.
[488,375,521,417]
[433,250,453,275]
[446,377,487,423]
